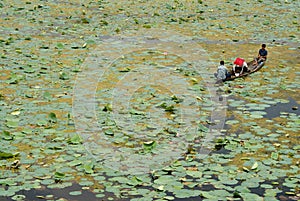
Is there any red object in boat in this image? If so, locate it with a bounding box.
[234,58,245,66]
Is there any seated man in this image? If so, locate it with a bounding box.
[232,57,248,76]
[214,60,231,81]
[255,44,268,65]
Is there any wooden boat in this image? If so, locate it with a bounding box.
[224,60,265,81]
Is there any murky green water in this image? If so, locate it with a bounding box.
[0,0,299,200]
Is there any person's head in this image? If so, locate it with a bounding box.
[262,44,266,49]
[220,60,224,65]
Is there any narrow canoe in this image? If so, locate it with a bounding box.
[224,60,265,81]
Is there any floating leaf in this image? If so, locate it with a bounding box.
[198,124,208,132]
[81,18,90,24]
[154,175,176,185]
[43,92,52,100]
[127,176,143,186]
[171,95,183,103]
[56,43,64,49]
[271,152,279,160]
[104,129,114,136]
[143,141,157,152]
[243,167,250,172]
[11,111,21,116]
[129,109,145,115]
[59,72,69,80]
[0,151,17,160]
[67,135,83,144]
[240,193,263,201]
[68,160,82,167]
[174,189,201,198]
[37,119,48,126]
[54,172,65,180]
[24,66,35,73]
[12,195,26,200]
[118,67,131,72]
[190,77,198,84]
[6,119,19,128]
[201,191,218,199]
[6,73,22,84]
[158,102,176,113]
[69,191,82,196]
[72,67,81,73]
[251,162,258,170]
[2,130,13,140]
[48,112,57,123]
[83,162,94,174]
[103,104,112,112]
[186,170,202,178]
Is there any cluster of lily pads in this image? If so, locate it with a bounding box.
[1,0,299,200]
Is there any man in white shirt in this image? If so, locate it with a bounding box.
[214,60,231,81]
[232,58,248,76]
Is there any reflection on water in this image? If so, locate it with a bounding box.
[0,183,99,201]
[264,97,300,119]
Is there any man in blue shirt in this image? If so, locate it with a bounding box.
[255,44,268,65]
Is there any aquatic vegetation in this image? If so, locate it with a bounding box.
[0,0,299,200]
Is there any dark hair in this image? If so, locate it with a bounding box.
[262,44,266,48]
[220,60,225,65]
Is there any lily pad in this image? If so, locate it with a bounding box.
[83,161,94,174]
